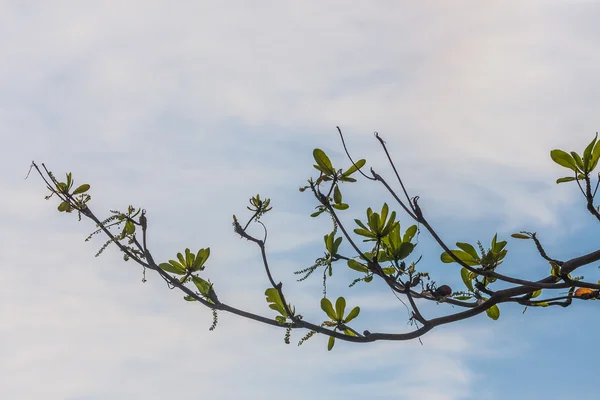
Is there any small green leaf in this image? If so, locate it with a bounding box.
[327,335,335,351]
[335,297,346,321]
[265,288,286,316]
[333,185,342,204]
[550,149,578,172]
[347,259,369,273]
[556,176,577,184]
[332,203,349,210]
[320,297,337,320]
[183,295,197,301]
[159,262,186,275]
[72,184,90,195]
[440,250,480,266]
[313,149,335,175]
[192,276,212,296]
[583,134,597,171]
[590,136,600,171]
[511,233,531,239]
[453,295,472,300]
[456,242,479,260]
[461,267,473,292]
[531,289,542,299]
[311,208,326,217]
[344,306,360,323]
[486,304,500,320]
[57,201,70,212]
[403,225,417,243]
[571,151,584,171]
[342,159,366,176]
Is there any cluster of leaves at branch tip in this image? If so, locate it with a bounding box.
[158,248,218,304]
[46,172,91,215]
[320,297,360,351]
[441,234,508,320]
[551,132,600,183]
[301,148,365,217]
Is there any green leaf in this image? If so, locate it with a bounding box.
[347,259,369,273]
[265,288,286,316]
[192,248,210,271]
[456,242,479,260]
[72,184,90,195]
[327,335,335,351]
[332,203,349,210]
[403,225,417,243]
[342,159,366,176]
[531,289,542,299]
[571,151,584,171]
[159,262,186,275]
[556,176,577,184]
[396,242,415,260]
[583,134,597,171]
[311,208,325,217]
[124,220,135,235]
[344,306,360,323]
[332,236,343,254]
[183,295,197,301]
[313,149,335,175]
[591,137,600,171]
[511,233,531,239]
[192,276,212,296]
[320,297,337,320]
[57,201,70,212]
[440,250,480,266]
[354,228,376,239]
[335,297,346,321]
[333,185,342,204]
[177,252,186,268]
[453,295,472,300]
[486,304,500,320]
[461,267,474,292]
[368,212,380,235]
[550,149,578,172]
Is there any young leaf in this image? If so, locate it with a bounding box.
[333,185,342,204]
[313,149,335,175]
[530,289,542,299]
[460,267,474,292]
[556,176,577,184]
[332,203,349,210]
[486,304,500,320]
[192,275,212,296]
[159,262,186,275]
[550,149,578,172]
[456,242,479,260]
[342,159,366,176]
[344,306,360,323]
[72,184,90,195]
[347,259,369,273]
[583,134,597,171]
[571,151,584,171]
[403,225,417,243]
[320,297,337,320]
[440,250,480,266]
[327,335,335,351]
[511,233,531,239]
[335,297,346,321]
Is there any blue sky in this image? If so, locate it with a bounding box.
[2,1,600,399]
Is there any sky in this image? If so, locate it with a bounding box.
[2,1,600,399]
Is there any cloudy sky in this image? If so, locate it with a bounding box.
[2,1,600,399]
